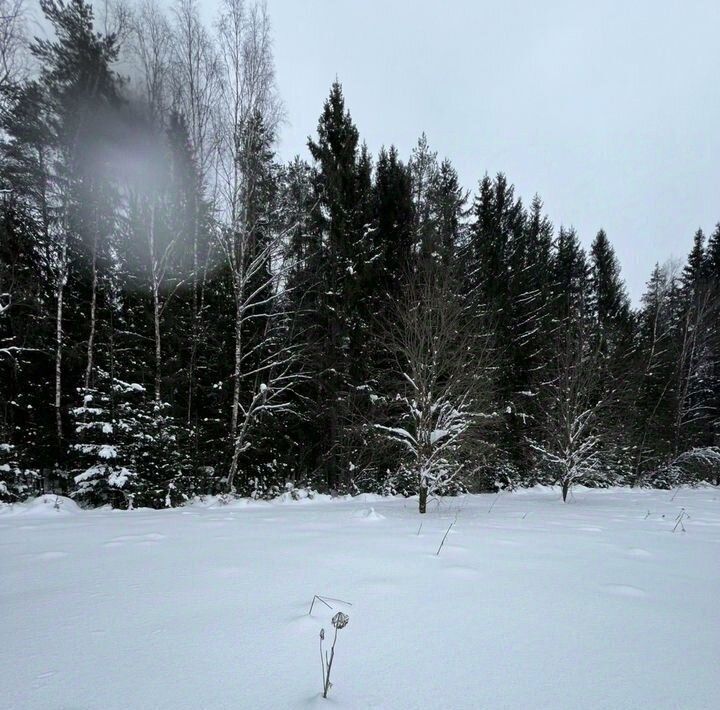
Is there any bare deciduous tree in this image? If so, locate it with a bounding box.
[171,0,220,185]
[375,267,495,513]
[128,0,173,119]
[168,0,221,421]
[214,0,305,494]
[531,328,606,501]
[0,0,28,93]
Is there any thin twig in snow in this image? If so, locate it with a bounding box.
[309,594,352,615]
[488,491,501,513]
[436,518,456,556]
[672,508,689,533]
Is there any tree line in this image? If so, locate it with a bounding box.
[1,0,718,510]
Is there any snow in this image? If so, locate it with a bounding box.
[352,506,385,521]
[72,443,118,458]
[98,444,118,459]
[1,487,719,709]
[429,428,449,444]
[108,468,133,488]
[4,493,82,516]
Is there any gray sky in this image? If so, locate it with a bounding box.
[261,0,719,303]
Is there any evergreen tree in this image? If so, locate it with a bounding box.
[465,174,524,476]
[589,230,631,343]
[503,195,554,479]
[304,81,370,488]
[427,159,467,265]
[588,229,634,478]
[632,264,681,475]
[674,230,718,453]
[71,373,143,508]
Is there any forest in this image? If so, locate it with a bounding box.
[1,0,719,510]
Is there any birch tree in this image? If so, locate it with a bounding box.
[215,0,304,494]
[169,0,221,421]
[129,0,172,119]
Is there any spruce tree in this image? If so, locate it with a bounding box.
[588,229,634,480]
[304,81,369,488]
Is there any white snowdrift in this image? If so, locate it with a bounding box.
[0,494,81,517]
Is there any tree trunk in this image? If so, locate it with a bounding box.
[227,292,244,493]
[187,191,200,424]
[153,284,162,403]
[419,482,428,514]
[150,203,162,403]
[84,233,98,393]
[54,253,67,443]
[230,290,243,436]
[561,480,570,502]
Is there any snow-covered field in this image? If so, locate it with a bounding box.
[1,487,719,710]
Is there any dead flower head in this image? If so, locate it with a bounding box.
[331,612,349,630]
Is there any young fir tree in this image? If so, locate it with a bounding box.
[71,373,142,508]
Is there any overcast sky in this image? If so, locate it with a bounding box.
[252,0,718,303]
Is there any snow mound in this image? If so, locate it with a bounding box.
[200,496,268,509]
[353,506,385,521]
[275,489,335,504]
[2,494,81,517]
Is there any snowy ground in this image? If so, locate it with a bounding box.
[1,487,719,710]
